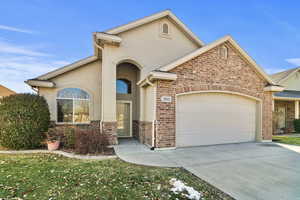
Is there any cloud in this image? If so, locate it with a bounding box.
[286,58,300,66]
[265,67,287,74]
[0,25,35,34]
[0,41,50,57]
[0,55,70,93]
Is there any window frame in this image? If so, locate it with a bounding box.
[159,22,171,39]
[56,88,91,125]
[162,23,169,34]
[219,45,228,59]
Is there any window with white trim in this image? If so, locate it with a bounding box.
[57,88,90,123]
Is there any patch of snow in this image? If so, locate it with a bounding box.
[169,178,202,200]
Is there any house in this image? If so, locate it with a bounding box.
[0,84,16,98]
[26,10,283,149]
[271,67,300,134]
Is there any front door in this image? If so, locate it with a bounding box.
[116,101,132,137]
[276,106,286,129]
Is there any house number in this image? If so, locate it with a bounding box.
[161,96,172,103]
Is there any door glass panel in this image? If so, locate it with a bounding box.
[277,106,286,129]
[117,102,131,137]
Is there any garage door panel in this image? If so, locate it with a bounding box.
[176,93,257,147]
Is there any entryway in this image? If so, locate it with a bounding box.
[116,61,140,138]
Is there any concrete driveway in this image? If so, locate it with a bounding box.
[114,140,300,200]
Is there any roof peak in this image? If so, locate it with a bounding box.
[104,10,204,47]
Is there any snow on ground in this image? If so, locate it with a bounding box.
[169,178,202,200]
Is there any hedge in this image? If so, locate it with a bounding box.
[0,93,50,149]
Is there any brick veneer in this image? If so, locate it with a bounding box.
[155,42,273,148]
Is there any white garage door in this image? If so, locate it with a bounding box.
[176,93,257,147]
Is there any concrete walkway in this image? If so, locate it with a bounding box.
[114,139,300,200]
[0,149,117,160]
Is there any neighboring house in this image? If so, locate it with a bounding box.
[26,10,283,149]
[271,67,300,134]
[0,84,16,98]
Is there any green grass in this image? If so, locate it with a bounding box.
[272,136,300,146]
[0,154,233,200]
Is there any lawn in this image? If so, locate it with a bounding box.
[0,154,233,200]
[272,136,300,146]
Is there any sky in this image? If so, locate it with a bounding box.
[0,0,300,93]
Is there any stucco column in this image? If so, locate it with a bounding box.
[295,101,299,119]
[101,45,116,122]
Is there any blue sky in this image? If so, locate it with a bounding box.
[1,0,299,92]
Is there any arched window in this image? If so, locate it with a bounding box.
[162,23,169,34]
[57,88,90,123]
[117,79,131,94]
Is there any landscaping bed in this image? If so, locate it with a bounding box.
[0,154,234,200]
[272,136,300,146]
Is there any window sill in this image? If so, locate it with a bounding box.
[159,33,172,39]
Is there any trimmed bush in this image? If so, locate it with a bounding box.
[294,119,300,133]
[75,128,108,154]
[0,94,50,149]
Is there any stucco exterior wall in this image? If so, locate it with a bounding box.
[115,17,199,79]
[281,71,300,91]
[39,60,102,122]
[155,42,273,148]
[143,83,156,122]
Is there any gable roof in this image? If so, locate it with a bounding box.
[270,67,300,84]
[35,56,98,81]
[158,35,275,85]
[105,10,204,47]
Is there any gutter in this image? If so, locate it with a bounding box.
[25,79,55,88]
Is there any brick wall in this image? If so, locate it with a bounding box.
[155,42,273,148]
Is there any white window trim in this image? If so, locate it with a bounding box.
[56,91,91,125]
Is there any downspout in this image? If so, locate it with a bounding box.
[93,35,104,132]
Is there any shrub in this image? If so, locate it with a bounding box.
[63,126,75,149]
[46,128,61,142]
[74,128,108,154]
[0,94,50,149]
[294,119,300,133]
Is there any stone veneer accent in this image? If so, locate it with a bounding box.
[101,121,118,145]
[273,101,295,134]
[133,120,153,146]
[51,120,118,145]
[155,42,273,148]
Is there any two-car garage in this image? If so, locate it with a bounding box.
[176,92,260,147]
